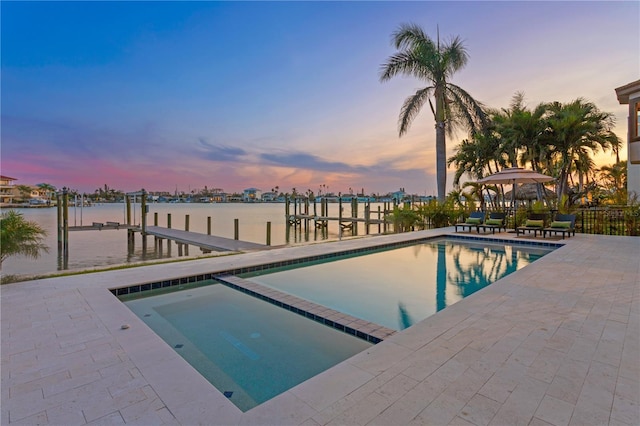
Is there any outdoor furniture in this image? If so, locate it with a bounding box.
[477,212,507,234]
[543,214,576,239]
[454,211,485,233]
[516,213,547,237]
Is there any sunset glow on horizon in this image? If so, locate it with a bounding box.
[2,1,638,196]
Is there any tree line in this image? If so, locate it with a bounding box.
[380,23,625,209]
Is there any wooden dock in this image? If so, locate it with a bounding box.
[68,222,139,231]
[285,196,394,235]
[289,215,387,230]
[145,226,269,252]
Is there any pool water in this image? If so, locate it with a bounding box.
[241,238,554,330]
[123,283,372,411]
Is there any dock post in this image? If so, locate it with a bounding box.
[266,221,271,246]
[127,229,134,253]
[62,188,69,269]
[185,214,190,232]
[338,193,343,239]
[141,190,147,251]
[167,213,172,229]
[365,204,370,235]
[285,219,290,243]
[352,198,358,236]
[234,219,239,240]
[178,243,183,256]
[207,217,211,235]
[141,190,147,233]
[56,192,62,255]
[293,197,297,219]
[126,195,131,226]
[154,212,158,226]
[378,206,382,233]
[285,197,290,223]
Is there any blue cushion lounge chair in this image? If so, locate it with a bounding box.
[543,214,576,239]
[516,213,547,237]
[477,212,507,234]
[454,211,485,233]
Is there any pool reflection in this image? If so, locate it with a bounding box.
[243,238,554,331]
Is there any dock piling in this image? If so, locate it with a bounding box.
[266,221,271,246]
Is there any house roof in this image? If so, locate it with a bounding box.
[0,175,17,181]
[615,79,640,104]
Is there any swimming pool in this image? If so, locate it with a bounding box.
[122,282,371,411]
[117,236,555,412]
[240,237,554,330]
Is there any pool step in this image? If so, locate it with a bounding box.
[215,275,396,344]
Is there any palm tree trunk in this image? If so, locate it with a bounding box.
[436,123,447,201]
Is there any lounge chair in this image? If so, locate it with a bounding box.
[516,213,547,237]
[454,211,485,233]
[543,214,576,239]
[477,212,507,234]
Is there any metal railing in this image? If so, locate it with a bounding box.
[575,208,638,236]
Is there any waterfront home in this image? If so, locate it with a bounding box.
[615,79,640,197]
[0,175,17,204]
[243,188,262,202]
[261,191,278,202]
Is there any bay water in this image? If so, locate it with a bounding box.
[2,202,389,277]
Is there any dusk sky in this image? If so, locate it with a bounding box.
[2,1,638,196]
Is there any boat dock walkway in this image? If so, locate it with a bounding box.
[288,214,389,231]
[145,226,269,252]
[68,222,139,231]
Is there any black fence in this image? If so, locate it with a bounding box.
[575,208,639,236]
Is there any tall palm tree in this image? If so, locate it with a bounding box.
[380,24,487,201]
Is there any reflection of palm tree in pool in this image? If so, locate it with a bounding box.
[431,242,524,313]
[447,245,520,299]
[398,302,414,329]
[436,243,447,311]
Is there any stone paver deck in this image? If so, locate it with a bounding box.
[2,229,638,425]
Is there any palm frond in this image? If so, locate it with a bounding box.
[444,83,488,135]
[399,86,434,136]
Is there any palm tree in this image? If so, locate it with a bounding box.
[36,183,57,204]
[380,23,487,201]
[543,99,621,204]
[0,210,49,268]
[15,184,33,203]
[492,93,549,171]
[599,161,627,204]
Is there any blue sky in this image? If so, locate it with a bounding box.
[2,1,638,195]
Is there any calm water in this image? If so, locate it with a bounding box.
[2,202,386,276]
[123,282,372,411]
[242,238,554,330]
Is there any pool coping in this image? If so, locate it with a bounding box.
[2,228,638,425]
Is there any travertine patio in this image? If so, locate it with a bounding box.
[2,229,638,425]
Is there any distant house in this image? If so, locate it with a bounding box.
[243,188,262,202]
[211,188,227,203]
[0,175,17,204]
[261,191,278,202]
[615,79,640,198]
[390,190,406,204]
